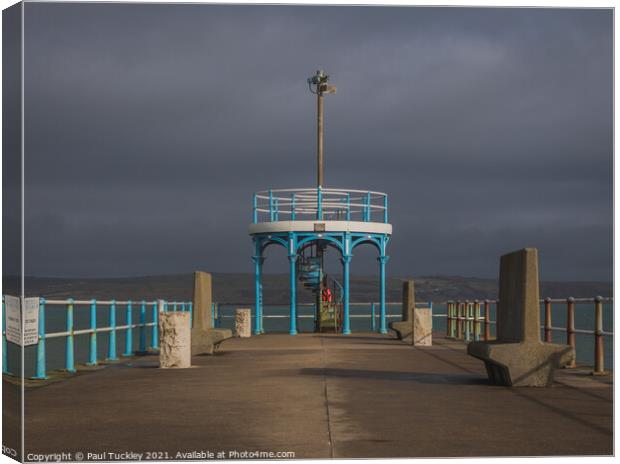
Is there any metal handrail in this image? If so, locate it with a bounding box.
[252,187,389,224]
[1,297,193,379]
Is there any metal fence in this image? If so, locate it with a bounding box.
[3,296,612,379]
[2,297,192,379]
[252,187,389,223]
[445,297,613,375]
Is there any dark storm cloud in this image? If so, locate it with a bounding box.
[22,4,612,280]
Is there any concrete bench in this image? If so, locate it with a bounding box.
[389,280,432,346]
[191,271,233,355]
[467,248,574,387]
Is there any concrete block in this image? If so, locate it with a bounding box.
[234,308,252,338]
[413,307,432,346]
[159,312,191,368]
[467,248,575,387]
[192,271,212,330]
[191,271,233,355]
[390,280,424,345]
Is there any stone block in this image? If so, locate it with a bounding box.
[159,312,191,368]
[234,308,252,338]
[192,271,212,331]
[390,280,430,345]
[413,307,432,346]
[467,248,575,387]
[191,271,233,355]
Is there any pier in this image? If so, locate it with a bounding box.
[6,332,612,459]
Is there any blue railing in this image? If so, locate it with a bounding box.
[1,297,193,379]
[252,187,389,224]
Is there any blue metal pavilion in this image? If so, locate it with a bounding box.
[248,187,392,335]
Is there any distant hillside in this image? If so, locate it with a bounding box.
[5,273,612,303]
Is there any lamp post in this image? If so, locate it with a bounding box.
[307,70,336,332]
[307,70,336,187]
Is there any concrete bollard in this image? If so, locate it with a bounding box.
[413,307,432,346]
[234,308,252,338]
[159,312,191,368]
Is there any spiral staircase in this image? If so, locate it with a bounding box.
[297,250,343,332]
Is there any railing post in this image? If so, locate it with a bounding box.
[593,296,605,375]
[484,300,490,341]
[566,297,576,368]
[464,301,471,342]
[317,186,323,220]
[455,300,461,339]
[189,302,193,329]
[370,302,376,332]
[139,300,147,353]
[445,301,450,337]
[268,190,274,221]
[364,192,371,221]
[211,302,216,329]
[34,298,47,379]
[473,300,480,341]
[107,299,118,361]
[181,302,186,312]
[252,194,258,224]
[383,194,388,223]
[123,300,133,356]
[346,193,351,221]
[291,194,296,220]
[87,299,97,366]
[173,301,178,312]
[2,297,7,375]
[151,300,158,350]
[544,297,552,343]
[66,298,76,373]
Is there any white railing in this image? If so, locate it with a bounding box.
[252,187,388,223]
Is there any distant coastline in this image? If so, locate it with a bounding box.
[4,273,612,304]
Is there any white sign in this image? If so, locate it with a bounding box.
[4,295,40,347]
[23,298,40,346]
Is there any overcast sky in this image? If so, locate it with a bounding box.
[21,3,612,281]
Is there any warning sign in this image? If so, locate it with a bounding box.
[4,296,39,346]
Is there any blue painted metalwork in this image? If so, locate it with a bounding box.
[379,255,389,334]
[151,300,158,349]
[211,302,215,329]
[173,302,178,312]
[189,302,193,328]
[2,297,7,374]
[383,195,388,223]
[253,242,264,335]
[346,193,351,221]
[107,300,118,360]
[252,194,258,224]
[268,190,274,221]
[123,300,133,356]
[250,188,391,335]
[370,302,376,332]
[288,249,298,334]
[66,298,76,372]
[341,254,351,334]
[139,300,147,352]
[87,299,97,366]
[34,298,47,378]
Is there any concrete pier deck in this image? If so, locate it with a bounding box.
[6,333,613,459]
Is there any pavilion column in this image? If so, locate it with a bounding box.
[342,254,352,335]
[288,253,298,335]
[252,253,264,335]
[379,255,389,334]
